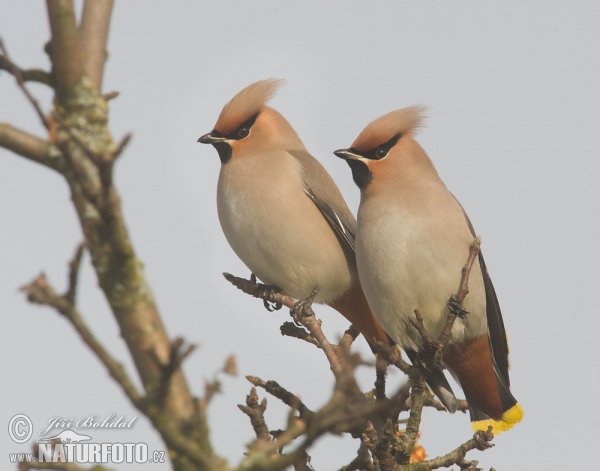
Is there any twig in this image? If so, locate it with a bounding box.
[225,272,346,376]
[224,272,295,309]
[290,288,346,377]
[409,310,444,372]
[65,242,84,303]
[398,237,485,465]
[376,342,412,376]
[339,442,375,471]
[405,427,494,471]
[19,250,216,470]
[0,123,64,172]
[439,237,481,348]
[0,38,50,129]
[98,132,132,190]
[46,0,83,104]
[153,337,197,406]
[238,387,271,442]
[280,321,319,347]
[246,376,314,421]
[78,0,114,90]
[0,55,55,87]
[362,420,400,471]
[375,352,388,402]
[339,325,361,352]
[19,270,143,409]
[292,450,313,471]
[102,90,119,101]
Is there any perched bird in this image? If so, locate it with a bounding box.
[335,106,523,434]
[197,79,393,351]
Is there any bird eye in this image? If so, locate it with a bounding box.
[237,127,250,139]
[375,148,388,159]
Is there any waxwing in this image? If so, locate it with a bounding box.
[198,79,393,352]
[335,106,523,434]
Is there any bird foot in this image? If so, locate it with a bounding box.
[290,287,319,326]
[447,294,469,318]
[414,340,444,372]
[248,274,283,312]
[410,309,445,371]
[472,427,494,451]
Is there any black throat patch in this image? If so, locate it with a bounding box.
[213,142,232,164]
[346,159,373,189]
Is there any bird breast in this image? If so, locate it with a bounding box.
[355,186,487,351]
[216,150,354,304]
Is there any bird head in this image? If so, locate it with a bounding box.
[198,78,304,163]
[334,106,427,189]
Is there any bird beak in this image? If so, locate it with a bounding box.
[334,148,361,161]
[197,132,227,144]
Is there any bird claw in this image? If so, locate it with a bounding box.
[447,294,469,318]
[263,296,283,312]
[248,274,283,312]
[472,427,494,451]
[290,287,318,325]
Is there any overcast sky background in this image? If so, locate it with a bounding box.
[1,2,599,470]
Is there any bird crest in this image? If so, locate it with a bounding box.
[214,78,285,135]
[352,106,426,153]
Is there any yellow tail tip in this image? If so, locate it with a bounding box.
[471,403,523,435]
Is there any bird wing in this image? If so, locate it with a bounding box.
[453,194,511,386]
[288,149,357,254]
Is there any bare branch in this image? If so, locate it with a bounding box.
[289,288,346,378]
[102,90,119,101]
[0,39,50,128]
[339,325,361,352]
[339,442,374,471]
[0,123,64,171]
[224,272,295,309]
[246,376,314,421]
[78,0,114,90]
[65,242,85,303]
[405,427,494,471]
[238,387,271,442]
[19,255,218,471]
[292,450,313,471]
[0,55,55,87]
[46,0,83,104]
[375,353,388,402]
[153,338,198,406]
[397,237,484,465]
[362,420,400,471]
[19,272,143,409]
[439,236,481,347]
[280,321,319,347]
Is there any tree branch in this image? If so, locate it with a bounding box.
[238,387,271,442]
[0,123,64,171]
[0,55,55,87]
[78,0,114,91]
[19,250,143,410]
[246,376,314,422]
[403,427,494,471]
[439,236,481,348]
[0,39,50,129]
[46,0,83,104]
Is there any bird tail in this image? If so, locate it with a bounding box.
[444,334,523,435]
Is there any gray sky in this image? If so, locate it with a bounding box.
[2,1,599,469]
